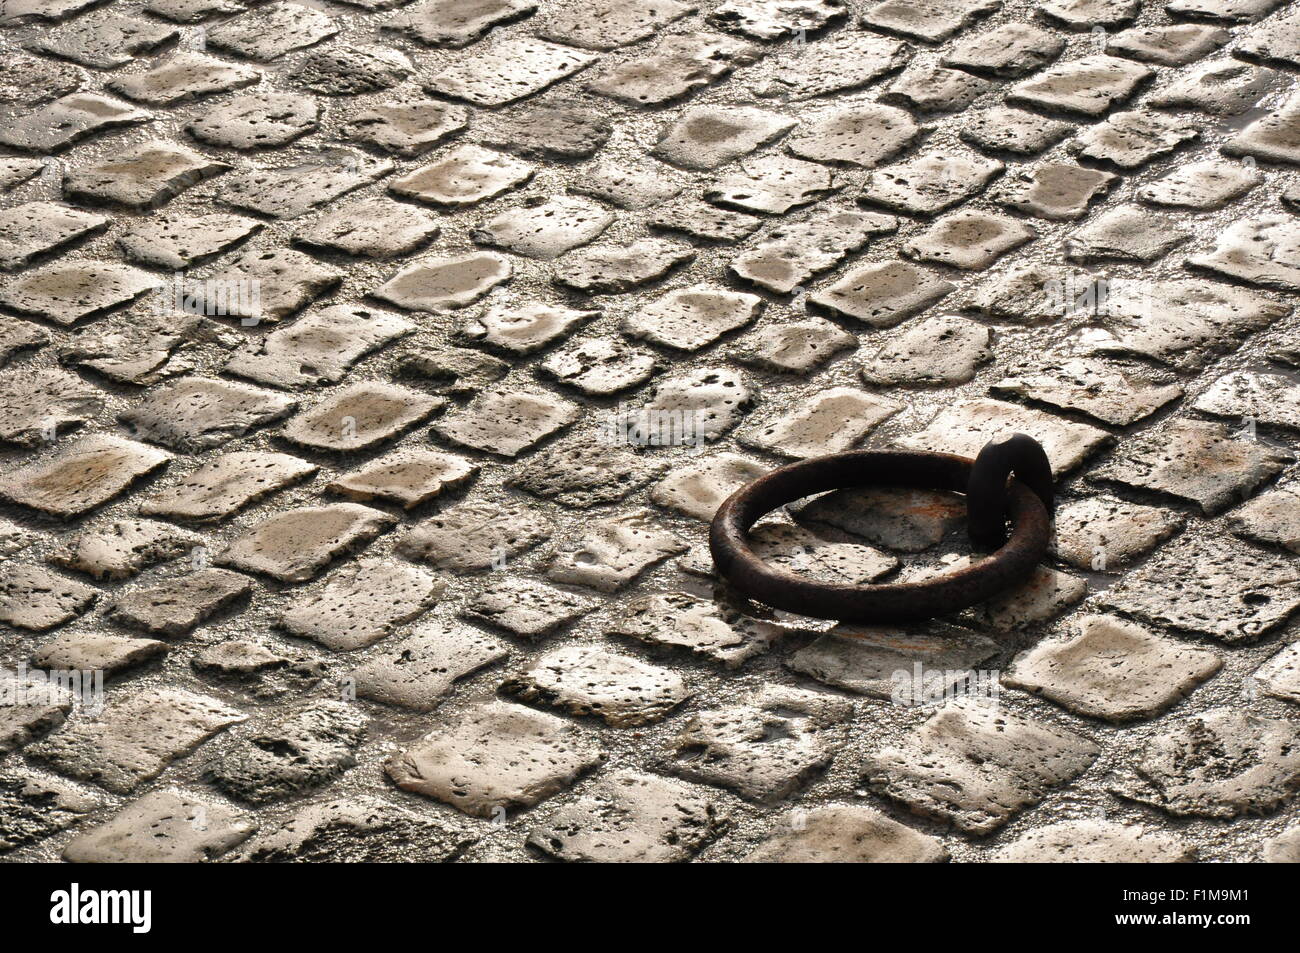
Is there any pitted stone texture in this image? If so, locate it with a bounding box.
[992,162,1116,220]
[51,520,196,582]
[862,315,991,386]
[587,33,759,107]
[650,200,764,243]
[207,2,339,61]
[961,263,1094,325]
[1231,484,1300,554]
[1074,278,1287,369]
[785,105,918,169]
[454,289,601,346]
[651,453,768,521]
[281,382,442,453]
[342,99,469,158]
[140,451,317,523]
[374,252,512,312]
[0,367,101,447]
[637,367,753,442]
[1109,708,1300,819]
[0,261,158,326]
[193,641,323,700]
[352,622,508,712]
[122,377,295,452]
[27,14,177,69]
[553,239,694,294]
[1107,24,1230,65]
[571,159,685,210]
[904,210,1035,270]
[480,102,611,161]
[187,91,320,150]
[731,318,857,374]
[1194,371,1300,431]
[757,32,907,100]
[0,203,107,271]
[5,0,161,20]
[386,0,537,47]
[233,795,474,863]
[63,141,228,211]
[745,523,899,585]
[1263,827,1300,863]
[386,701,605,817]
[63,789,254,864]
[744,805,947,863]
[118,213,261,270]
[1187,217,1300,292]
[865,699,1099,835]
[1233,5,1300,67]
[991,357,1181,427]
[623,286,762,351]
[961,107,1074,156]
[965,562,1086,632]
[728,211,896,294]
[1140,160,1261,210]
[708,0,848,40]
[107,569,251,638]
[881,64,993,114]
[660,686,851,802]
[217,503,395,583]
[398,345,509,396]
[741,387,899,458]
[511,443,662,508]
[0,435,169,518]
[859,151,1003,215]
[221,153,394,220]
[225,305,411,390]
[199,248,342,324]
[146,0,247,20]
[1037,0,1139,28]
[426,37,595,106]
[1168,0,1283,19]
[529,770,726,863]
[27,689,244,795]
[540,0,692,49]
[1149,60,1280,116]
[901,399,1110,477]
[0,319,45,368]
[0,565,90,631]
[0,93,150,154]
[464,577,599,639]
[0,770,98,855]
[1101,534,1300,643]
[990,820,1194,863]
[609,591,785,666]
[34,633,169,677]
[0,159,44,192]
[538,338,659,396]
[212,700,366,805]
[279,559,441,652]
[1072,111,1200,170]
[391,147,533,209]
[1091,417,1290,514]
[109,51,260,106]
[1255,642,1300,705]
[547,511,687,592]
[1004,615,1221,723]
[808,260,954,328]
[54,309,192,385]
[788,624,997,701]
[653,106,796,171]
[434,387,579,457]
[1007,55,1151,117]
[474,196,614,260]
[504,646,690,726]
[943,22,1064,77]
[860,0,1000,43]
[292,45,412,96]
[327,448,477,510]
[398,499,553,571]
[704,155,837,215]
[0,55,83,107]
[0,671,72,754]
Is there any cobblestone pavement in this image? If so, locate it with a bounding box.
[1,0,1299,864]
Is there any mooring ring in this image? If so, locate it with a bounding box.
[708,439,1053,624]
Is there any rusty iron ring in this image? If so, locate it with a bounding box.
[709,440,1053,624]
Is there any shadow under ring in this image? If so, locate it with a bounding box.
[708,450,1052,625]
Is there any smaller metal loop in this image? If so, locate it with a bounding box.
[967,433,1055,550]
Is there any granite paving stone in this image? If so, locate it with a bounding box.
[217,503,396,583]
[351,622,508,711]
[397,498,554,571]
[278,558,442,651]
[743,805,947,863]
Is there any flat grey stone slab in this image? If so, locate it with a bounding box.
[433,386,580,456]
[140,451,317,523]
[1149,60,1279,116]
[547,510,688,592]
[992,357,1181,427]
[503,645,691,726]
[785,104,918,168]
[586,33,758,106]
[623,285,762,351]
[279,558,441,651]
[63,789,254,863]
[217,503,395,582]
[862,314,991,386]
[1006,54,1151,117]
[473,196,614,259]
[463,577,598,638]
[107,568,252,637]
[0,261,159,326]
[397,498,553,572]
[352,622,508,711]
[859,150,1003,215]
[740,386,899,458]
[327,447,477,510]
[121,377,296,452]
[117,212,261,270]
[373,252,512,312]
[808,260,954,328]
[281,381,443,453]
[342,98,468,158]
[860,0,1000,43]
[743,805,947,863]
[651,452,768,521]
[0,93,150,154]
[186,91,320,150]
[51,519,197,581]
